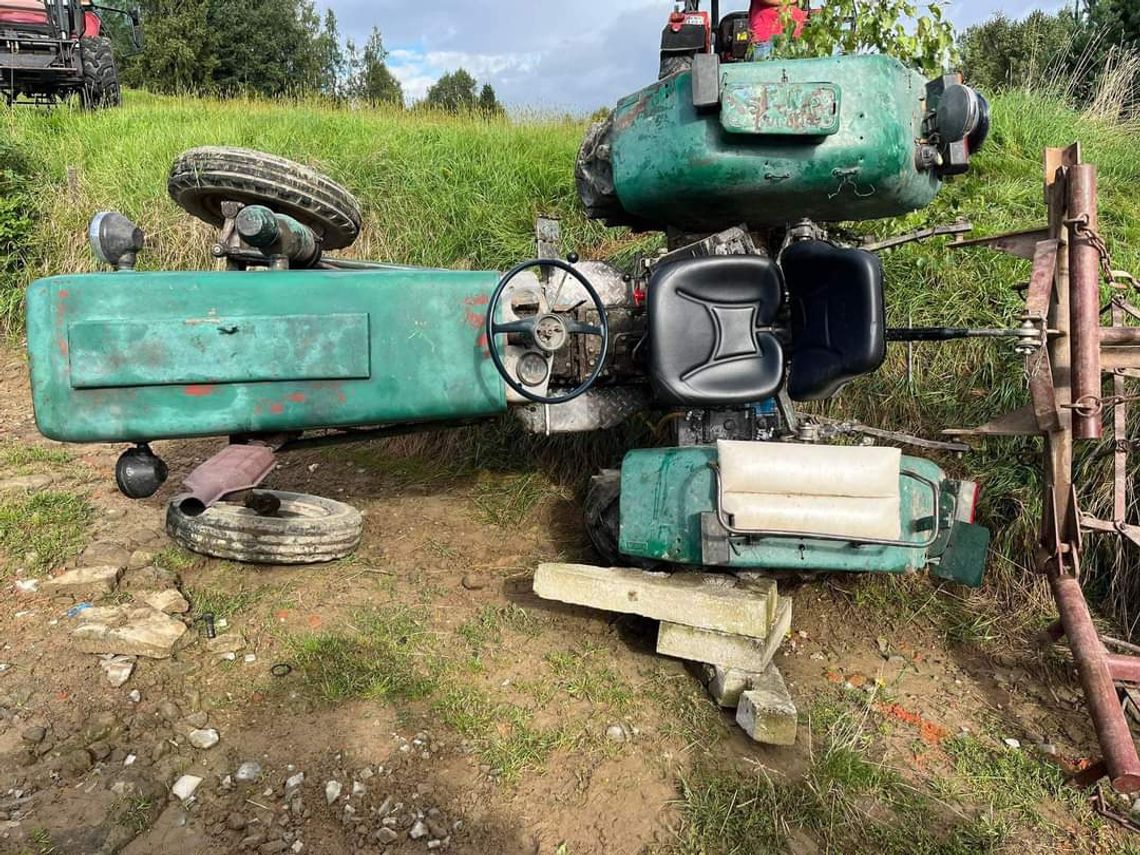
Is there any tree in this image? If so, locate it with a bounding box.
[773,0,958,77]
[1085,0,1140,50]
[349,26,403,106]
[959,11,1082,91]
[313,10,346,97]
[120,0,218,94]
[478,83,504,116]
[425,69,478,112]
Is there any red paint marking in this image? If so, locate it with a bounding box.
[58,339,69,357]
[476,333,489,349]
[185,385,215,397]
[288,393,306,403]
[464,294,490,306]
[58,290,69,298]
[465,311,485,330]
[270,403,285,415]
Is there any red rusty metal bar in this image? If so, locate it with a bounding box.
[1049,572,1140,793]
[1107,654,1140,685]
[1067,164,1103,440]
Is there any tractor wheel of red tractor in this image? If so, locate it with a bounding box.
[168,147,363,251]
[166,490,363,565]
[80,37,120,109]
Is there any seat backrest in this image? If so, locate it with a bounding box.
[718,440,902,541]
[648,255,786,406]
[782,240,886,402]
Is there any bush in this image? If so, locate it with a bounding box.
[0,141,37,282]
[959,11,1083,92]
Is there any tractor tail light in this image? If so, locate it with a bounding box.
[955,481,981,525]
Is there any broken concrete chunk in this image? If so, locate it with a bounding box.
[78,542,131,570]
[658,596,792,672]
[72,607,188,659]
[533,564,776,638]
[206,635,245,659]
[172,775,203,802]
[99,655,136,688]
[143,589,190,615]
[42,566,123,599]
[701,665,757,709]
[736,665,798,746]
[188,728,220,750]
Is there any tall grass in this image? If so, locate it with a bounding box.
[6,83,1140,633]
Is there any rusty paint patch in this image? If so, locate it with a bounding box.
[465,311,485,330]
[270,403,285,415]
[464,294,490,306]
[185,385,216,397]
[288,393,306,403]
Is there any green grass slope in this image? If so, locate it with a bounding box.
[5,87,1140,634]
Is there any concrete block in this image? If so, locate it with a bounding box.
[700,665,756,709]
[658,596,792,672]
[736,665,798,746]
[72,606,188,659]
[534,564,776,637]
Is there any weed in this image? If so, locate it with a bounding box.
[288,608,438,703]
[0,490,91,576]
[154,546,197,574]
[26,828,55,855]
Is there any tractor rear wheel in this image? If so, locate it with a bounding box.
[168,147,363,251]
[584,471,657,570]
[80,37,120,109]
[166,490,363,565]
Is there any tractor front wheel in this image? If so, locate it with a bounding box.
[584,471,658,570]
[80,37,121,109]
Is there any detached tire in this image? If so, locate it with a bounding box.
[80,37,120,109]
[166,491,363,565]
[168,147,363,250]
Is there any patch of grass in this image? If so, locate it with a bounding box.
[647,670,727,754]
[113,796,156,835]
[0,490,91,576]
[25,828,56,855]
[154,546,198,574]
[185,586,264,620]
[288,607,438,703]
[545,643,633,710]
[433,685,570,782]
[470,472,562,528]
[0,442,71,471]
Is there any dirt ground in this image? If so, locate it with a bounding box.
[0,347,1134,855]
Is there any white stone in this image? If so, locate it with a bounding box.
[325,780,342,805]
[100,655,136,688]
[352,781,366,797]
[533,564,777,637]
[14,580,38,594]
[736,665,798,746]
[143,590,190,615]
[172,775,203,802]
[235,762,262,783]
[124,755,136,766]
[1003,738,1021,749]
[188,729,219,750]
[285,772,305,794]
[409,820,428,839]
[128,689,141,703]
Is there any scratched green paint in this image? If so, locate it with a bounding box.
[617,446,977,579]
[609,54,940,230]
[26,268,506,443]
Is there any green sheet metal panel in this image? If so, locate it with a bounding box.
[618,446,946,574]
[720,82,841,136]
[26,268,506,443]
[68,314,372,388]
[609,54,940,231]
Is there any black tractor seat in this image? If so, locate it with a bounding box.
[646,242,886,407]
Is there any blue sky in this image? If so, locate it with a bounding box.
[315,1,1073,110]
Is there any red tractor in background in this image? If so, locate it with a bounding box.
[0,0,140,107]
[659,0,806,78]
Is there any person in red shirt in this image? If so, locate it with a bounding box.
[750,0,807,54]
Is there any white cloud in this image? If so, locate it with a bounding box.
[387,48,543,101]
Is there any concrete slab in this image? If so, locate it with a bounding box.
[700,665,757,709]
[534,564,777,637]
[736,665,798,746]
[659,597,792,671]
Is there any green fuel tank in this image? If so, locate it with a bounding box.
[578,55,982,233]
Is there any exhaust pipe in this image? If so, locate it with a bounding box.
[177,444,277,517]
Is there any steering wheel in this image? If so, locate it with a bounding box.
[485,258,610,405]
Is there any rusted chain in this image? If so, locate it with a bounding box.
[1066,215,1139,290]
